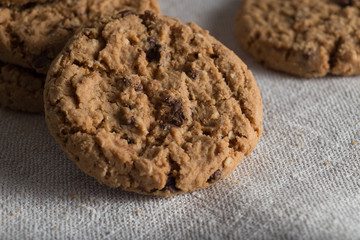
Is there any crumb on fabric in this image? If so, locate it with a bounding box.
[324,162,329,166]
[136,209,141,215]
[290,159,295,163]
[71,194,79,200]
[53,227,57,231]
[352,141,358,145]
[297,142,302,147]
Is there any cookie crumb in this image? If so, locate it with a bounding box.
[297,142,302,147]
[324,162,329,166]
[290,159,295,163]
[224,157,233,167]
[39,202,44,206]
[352,121,359,126]
[352,141,358,145]
[71,194,79,200]
[136,209,141,215]
[52,227,57,231]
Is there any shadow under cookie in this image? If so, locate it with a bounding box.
[0,62,44,113]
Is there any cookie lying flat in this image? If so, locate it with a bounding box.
[0,0,47,7]
[0,62,44,113]
[0,0,160,74]
[236,0,360,78]
[44,11,263,197]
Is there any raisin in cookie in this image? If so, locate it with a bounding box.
[0,0,160,74]
[44,11,263,197]
[0,62,44,113]
[236,0,360,78]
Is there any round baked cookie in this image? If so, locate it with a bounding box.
[44,11,263,197]
[235,0,360,78]
[0,0,47,7]
[0,0,161,74]
[0,62,44,113]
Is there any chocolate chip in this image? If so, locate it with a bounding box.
[185,68,199,79]
[162,176,178,193]
[164,97,186,127]
[124,117,135,125]
[127,138,135,144]
[146,38,161,63]
[338,0,352,6]
[19,2,37,10]
[207,170,222,182]
[118,10,137,17]
[33,51,52,70]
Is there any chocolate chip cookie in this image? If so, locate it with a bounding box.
[44,11,263,197]
[0,62,44,113]
[236,0,360,77]
[0,0,161,74]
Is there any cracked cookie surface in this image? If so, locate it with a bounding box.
[0,62,44,113]
[236,0,360,77]
[44,11,263,197]
[0,0,160,74]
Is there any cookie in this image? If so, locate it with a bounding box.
[0,0,161,74]
[235,0,360,78]
[0,62,44,113]
[44,11,263,197]
[0,0,47,7]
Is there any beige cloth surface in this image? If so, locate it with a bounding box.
[1,0,360,239]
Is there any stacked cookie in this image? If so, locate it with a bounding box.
[0,0,161,112]
[1,1,263,196]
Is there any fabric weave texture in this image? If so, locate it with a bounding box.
[1,0,360,239]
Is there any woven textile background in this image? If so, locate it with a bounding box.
[1,0,360,239]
